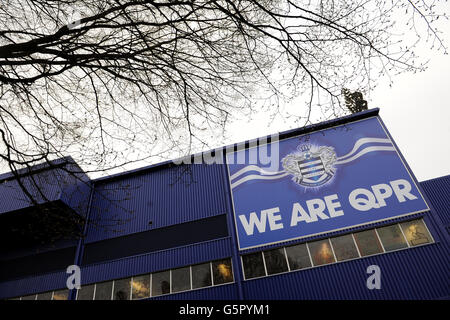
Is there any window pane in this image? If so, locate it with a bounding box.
[263,248,288,275]
[354,229,383,256]
[212,259,234,285]
[192,263,212,289]
[330,234,360,261]
[21,294,36,300]
[242,252,266,279]
[377,224,408,251]
[113,278,131,300]
[36,291,53,300]
[400,219,433,246]
[76,284,95,300]
[171,267,191,293]
[94,281,113,300]
[52,289,69,300]
[151,270,170,296]
[132,275,150,300]
[308,240,335,266]
[285,243,312,270]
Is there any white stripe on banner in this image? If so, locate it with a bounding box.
[230,165,284,181]
[230,172,290,189]
[337,137,392,161]
[335,146,396,165]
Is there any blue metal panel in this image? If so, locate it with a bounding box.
[85,164,228,243]
[151,283,239,300]
[0,270,68,299]
[420,175,450,226]
[242,243,449,299]
[0,169,63,215]
[80,237,233,285]
[0,166,91,216]
[221,156,244,300]
[59,180,91,218]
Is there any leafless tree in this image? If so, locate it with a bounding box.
[0,0,446,210]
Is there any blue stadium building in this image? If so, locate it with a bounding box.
[0,108,449,300]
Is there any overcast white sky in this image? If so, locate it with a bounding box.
[371,28,450,182]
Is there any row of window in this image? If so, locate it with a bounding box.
[11,219,433,299]
[241,219,433,279]
[12,258,234,300]
[11,289,69,301]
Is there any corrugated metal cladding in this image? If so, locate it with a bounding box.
[420,175,450,227]
[85,163,228,243]
[0,270,67,299]
[0,168,63,215]
[0,166,91,217]
[242,243,449,300]
[80,237,233,285]
[151,283,239,300]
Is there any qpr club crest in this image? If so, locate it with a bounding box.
[282,144,337,187]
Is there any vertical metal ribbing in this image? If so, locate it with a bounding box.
[283,247,291,272]
[70,181,95,300]
[221,155,244,300]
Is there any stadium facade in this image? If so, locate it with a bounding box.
[0,108,448,300]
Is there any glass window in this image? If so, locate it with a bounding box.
[131,275,150,300]
[192,263,212,289]
[76,284,95,300]
[330,234,360,261]
[263,248,288,275]
[21,294,36,300]
[400,219,433,246]
[242,252,266,279]
[113,278,131,300]
[377,224,408,251]
[212,259,234,285]
[354,229,384,256]
[151,270,170,296]
[36,291,53,300]
[171,267,191,293]
[308,239,335,266]
[285,243,312,270]
[94,281,113,300]
[52,289,69,300]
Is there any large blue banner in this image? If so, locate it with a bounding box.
[226,117,429,250]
